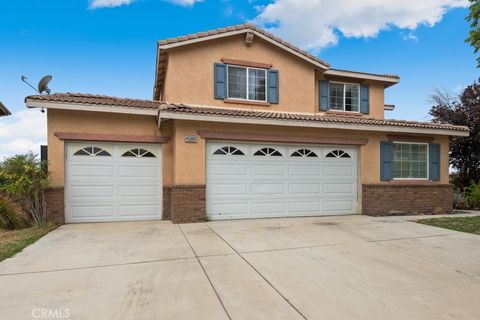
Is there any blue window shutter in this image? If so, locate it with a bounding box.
[267,69,279,104]
[429,143,441,181]
[319,80,330,111]
[214,63,227,99]
[380,141,394,181]
[360,84,370,114]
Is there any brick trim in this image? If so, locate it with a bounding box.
[45,187,65,224]
[164,185,206,223]
[55,132,169,144]
[362,184,453,216]
[197,130,368,145]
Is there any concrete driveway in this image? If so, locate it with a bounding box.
[1,215,479,320]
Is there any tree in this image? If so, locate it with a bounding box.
[429,79,480,188]
[0,153,49,225]
[467,0,480,67]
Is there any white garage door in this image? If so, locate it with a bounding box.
[65,142,162,223]
[206,142,358,220]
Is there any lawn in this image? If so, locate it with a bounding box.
[418,216,480,235]
[0,224,57,262]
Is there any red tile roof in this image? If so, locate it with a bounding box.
[26,93,161,110]
[25,93,469,134]
[159,103,468,133]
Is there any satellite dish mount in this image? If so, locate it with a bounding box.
[21,75,53,95]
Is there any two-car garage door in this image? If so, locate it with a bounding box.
[206,142,358,220]
[65,142,162,223]
[64,140,357,223]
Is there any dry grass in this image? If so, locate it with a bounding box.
[0,224,57,262]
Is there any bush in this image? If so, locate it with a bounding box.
[0,195,26,230]
[0,153,49,225]
[467,182,480,209]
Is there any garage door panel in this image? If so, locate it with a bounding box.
[70,205,114,218]
[323,165,355,177]
[118,185,159,197]
[207,142,357,220]
[210,163,248,176]
[324,183,355,194]
[66,143,162,223]
[288,200,322,214]
[209,183,248,196]
[288,164,321,176]
[69,165,114,177]
[70,185,114,197]
[251,201,286,215]
[251,183,285,195]
[118,205,160,217]
[323,200,355,213]
[288,183,321,195]
[251,164,284,176]
[207,201,249,217]
[118,165,159,177]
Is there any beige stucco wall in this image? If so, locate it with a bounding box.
[163,35,387,118]
[47,110,450,189]
[170,120,450,186]
[47,109,161,187]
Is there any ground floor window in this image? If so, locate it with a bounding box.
[393,143,428,179]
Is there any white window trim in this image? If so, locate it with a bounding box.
[392,141,429,180]
[226,65,268,102]
[330,81,360,113]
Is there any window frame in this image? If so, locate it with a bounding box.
[392,142,429,180]
[329,81,360,113]
[226,65,268,102]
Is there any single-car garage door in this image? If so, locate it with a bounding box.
[206,142,358,220]
[65,142,162,223]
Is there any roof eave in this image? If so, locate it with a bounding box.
[323,69,400,86]
[25,99,158,116]
[158,111,469,137]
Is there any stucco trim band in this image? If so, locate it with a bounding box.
[221,58,272,69]
[386,134,434,143]
[197,131,368,145]
[55,132,169,144]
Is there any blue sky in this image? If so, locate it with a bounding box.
[0,0,477,157]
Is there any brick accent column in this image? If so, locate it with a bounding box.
[45,187,65,224]
[162,186,172,220]
[165,185,206,223]
[362,184,453,216]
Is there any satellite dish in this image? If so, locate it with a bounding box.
[38,75,52,95]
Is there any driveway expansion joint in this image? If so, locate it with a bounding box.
[0,256,198,277]
[178,224,232,320]
[205,223,309,320]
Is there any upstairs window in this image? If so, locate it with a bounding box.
[227,66,266,102]
[329,83,360,112]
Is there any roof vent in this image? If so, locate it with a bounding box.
[245,32,254,46]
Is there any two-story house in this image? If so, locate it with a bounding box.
[25,24,469,224]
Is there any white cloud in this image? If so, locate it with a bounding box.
[89,0,202,8]
[89,0,133,9]
[0,109,47,158]
[253,0,468,51]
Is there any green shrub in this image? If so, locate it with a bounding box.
[0,195,25,230]
[467,182,480,209]
[0,153,49,225]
